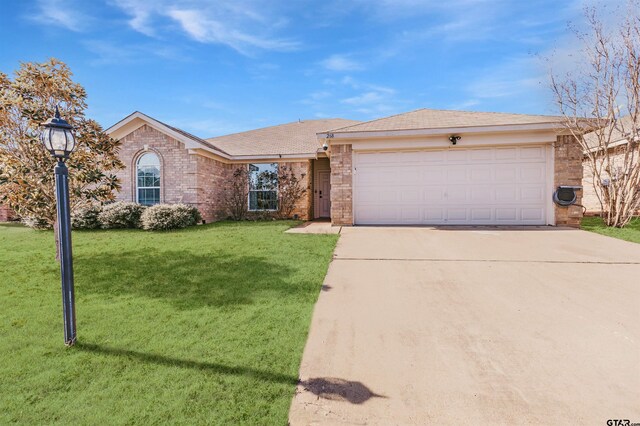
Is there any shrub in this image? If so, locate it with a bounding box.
[98,202,145,229]
[141,203,202,231]
[71,204,103,229]
[222,167,250,220]
[21,216,50,230]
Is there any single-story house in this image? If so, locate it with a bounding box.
[581,116,640,214]
[106,108,585,227]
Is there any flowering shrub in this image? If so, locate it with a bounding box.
[98,202,145,229]
[71,204,103,229]
[141,203,202,231]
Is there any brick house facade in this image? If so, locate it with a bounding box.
[109,114,318,222]
[103,109,586,228]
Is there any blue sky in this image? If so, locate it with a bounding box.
[0,0,619,136]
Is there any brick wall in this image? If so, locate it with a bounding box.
[240,160,312,220]
[195,155,234,221]
[0,204,14,222]
[283,160,312,220]
[554,134,584,227]
[329,144,353,226]
[116,124,228,222]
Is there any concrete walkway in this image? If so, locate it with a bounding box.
[289,227,640,425]
[285,221,342,234]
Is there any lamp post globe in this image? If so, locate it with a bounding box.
[41,105,77,346]
[40,106,76,159]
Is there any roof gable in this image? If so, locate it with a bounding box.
[106,111,230,157]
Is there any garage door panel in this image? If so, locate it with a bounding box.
[354,146,548,225]
[470,167,493,182]
[422,168,445,183]
[379,206,400,221]
[520,165,545,182]
[400,190,421,203]
[520,186,544,202]
[470,208,492,221]
[495,186,517,201]
[400,207,421,222]
[521,208,545,221]
[447,186,468,202]
[446,168,467,182]
[495,148,518,160]
[447,208,468,221]
[379,191,397,203]
[469,149,494,161]
[495,166,517,181]
[424,208,444,221]
[424,187,445,201]
[520,146,545,159]
[471,186,493,201]
[496,208,518,221]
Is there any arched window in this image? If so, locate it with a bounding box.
[136,152,160,206]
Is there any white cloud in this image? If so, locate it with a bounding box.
[31,0,89,31]
[342,91,385,105]
[83,40,190,65]
[110,0,300,55]
[321,54,364,72]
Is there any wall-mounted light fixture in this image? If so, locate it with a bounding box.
[449,135,461,145]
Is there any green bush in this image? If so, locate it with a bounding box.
[71,204,103,229]
[98,202,145,229]
[141,204,202,231]
[21,216,50,230]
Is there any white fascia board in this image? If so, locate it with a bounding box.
[227,153,316,161]
[317,122,565,140]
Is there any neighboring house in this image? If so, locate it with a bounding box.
[581,116,639,214]
[106,108,584,227]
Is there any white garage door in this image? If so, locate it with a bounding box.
[353,146,549,225]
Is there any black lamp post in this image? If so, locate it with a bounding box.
[41,106,77,346]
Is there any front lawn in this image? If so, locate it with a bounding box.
[0,221,338,424]
[581,216,640,244]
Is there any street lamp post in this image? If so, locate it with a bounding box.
[41,106,78,346]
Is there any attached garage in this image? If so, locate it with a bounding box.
[321,109,584,227]
[353,145,551,225]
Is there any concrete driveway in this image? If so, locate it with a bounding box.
[289,227,640,425]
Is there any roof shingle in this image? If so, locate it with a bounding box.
[328,108,566,133]
[206,118,359,156]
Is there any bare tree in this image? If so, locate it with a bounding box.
[550,3,640,227]
[277,165,307,219]
[222,167,250,220]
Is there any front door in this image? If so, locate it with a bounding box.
[318,170,331,218]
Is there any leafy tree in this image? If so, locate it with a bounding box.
[550,4,640,227]
[0,59,124,231]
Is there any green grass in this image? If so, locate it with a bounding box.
[581,216,640,244]
[0,221,338,425]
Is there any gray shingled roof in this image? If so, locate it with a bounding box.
[329,108,566,133]
[206,118,360,156]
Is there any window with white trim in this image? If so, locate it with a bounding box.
[136,152,160,206]
[249,163,278,211]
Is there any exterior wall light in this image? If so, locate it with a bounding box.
[449,135,461,145]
